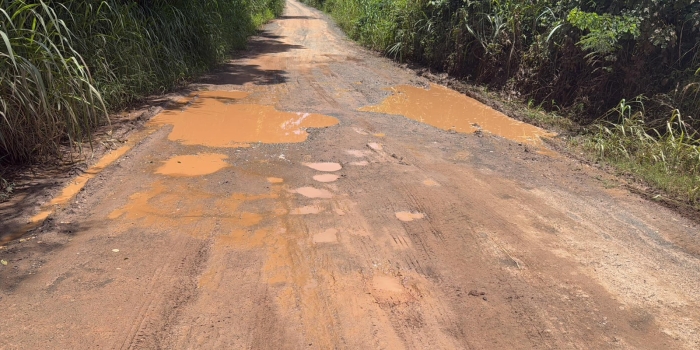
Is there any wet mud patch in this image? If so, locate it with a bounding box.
[313,174,340,183]
[395,212,425,222]
[422,179,440,187]
[155,153,230,177]
[267,177,284,184]
[1,135,156,244]
[303,162,342,172]
[360,84,554,147]
[293,187,333,199]
[152,90,338,147]
[290,205,325,215]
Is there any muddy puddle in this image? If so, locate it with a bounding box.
[1,128,160,244]
[156,153,229,177]
[294,187,333,199]
[153,91,338,147]
[41,146,133,212]
[361,84,554,146]
[395,212,425,222]
[107,181,282,236]
[313,174,340,183]
[303,162,342,172]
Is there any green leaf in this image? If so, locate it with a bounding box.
[0,30,16,67]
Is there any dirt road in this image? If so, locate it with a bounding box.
[2,1,700,349]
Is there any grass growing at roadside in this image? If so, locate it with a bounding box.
[0,0,284,164]
[304,0,700,210]
[586,101,700,206]
[1,0,106,163]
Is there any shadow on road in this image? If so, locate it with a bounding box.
[199,30,304,86]
[0,219,98,293]
[0,168,70,243]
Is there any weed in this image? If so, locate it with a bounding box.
[0,0,284,164]
[588,101,700,205]
[0,177,12,202]
[303,0,700,127]
[303,0,700,208]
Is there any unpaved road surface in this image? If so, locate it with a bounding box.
[2,1,700,349]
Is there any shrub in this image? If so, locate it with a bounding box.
[0,0,284,163]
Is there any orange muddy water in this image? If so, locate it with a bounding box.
[361,83,554,146]
[153,91,338,147]
[0,126,159,244]
[155,153,230,177]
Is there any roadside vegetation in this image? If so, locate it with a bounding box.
[302,0,700,208]
[0,0,284,164]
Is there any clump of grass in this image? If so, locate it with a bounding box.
[303,0,700,208]
[0,0,284,164]
[587,99,700,205]
[1,0,106,163]
[303,0,700,133]
[0,176,13,202]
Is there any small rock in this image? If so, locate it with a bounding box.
[469,290,486,297]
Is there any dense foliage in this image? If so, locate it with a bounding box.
[304,0,699,127]
[0,0,284,163]
[305,0,700,206]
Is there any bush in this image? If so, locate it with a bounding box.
[304,0,700,206]
[0,0,284,163]
[305,0,700,128]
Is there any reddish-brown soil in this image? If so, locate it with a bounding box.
[2,1,699,349]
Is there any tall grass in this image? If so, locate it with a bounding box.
[0,0,284,164]
[305,0,700,126]
[589,100,700,205]
[1,0,105,163]
[305,0,700,207]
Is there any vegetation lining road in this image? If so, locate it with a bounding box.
[0,0,284,165]
[302,0,700,209]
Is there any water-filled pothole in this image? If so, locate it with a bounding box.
[153,91,338,147]
[361,84,554,146]
[155,153,229,177]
